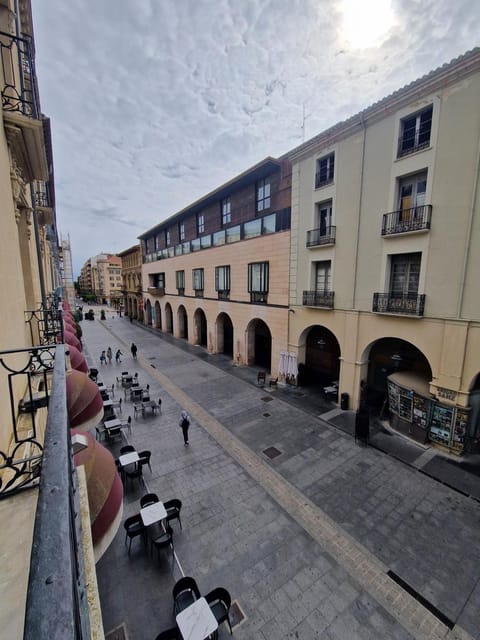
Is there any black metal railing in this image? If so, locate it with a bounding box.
[25,304,64,346]
[306,226,336,247]
[250,292,268,304]
[315,172,334,189]
[23,344,92,639]
[0,31,39,118]
[0,345,56,497]
[303,290,335,308]
[382,205,432,236]
[372,293,426,316]
[34,180,52,208]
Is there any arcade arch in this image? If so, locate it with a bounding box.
[216,312,233,357]
[246,319,272,370]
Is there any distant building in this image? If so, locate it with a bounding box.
[139,157,292,374]
[118,243,143,321]
[79,253,122,305]
[287,48,480,453]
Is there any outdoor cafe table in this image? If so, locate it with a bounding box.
[176,597,218,640]
[140,501,167,527]
[130,387,144,401]
[142,400,158,416]
[118,451,139,468]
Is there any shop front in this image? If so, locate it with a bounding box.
[387,372,469,454]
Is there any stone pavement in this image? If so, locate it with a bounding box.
[81,312,480,640]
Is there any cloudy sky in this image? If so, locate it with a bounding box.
[31,0,480,275]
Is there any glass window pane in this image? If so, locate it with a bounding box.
[244,219,261,239]
[213,230,226,246]
[226,225,240,243]
[263,213,276,234]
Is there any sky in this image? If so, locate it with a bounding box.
[31,0,480,276]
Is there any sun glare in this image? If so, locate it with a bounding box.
[338,0,396,50]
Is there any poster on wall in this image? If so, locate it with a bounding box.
[429,405,454,446]
[387,380,399,415]
[398,388,413,422]
[412,395,429,430]
[452,408,469,452]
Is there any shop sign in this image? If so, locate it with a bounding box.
[437,387,457,401]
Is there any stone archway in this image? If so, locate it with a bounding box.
[299,325,341,388]
[246,319,272,370]
[145,299,152,326]
[164,303,173,334]
[216,312,233,357]
[177,305,188,340]
[362,337,432,408]
[154,301,162,329]
[193,308,207,347]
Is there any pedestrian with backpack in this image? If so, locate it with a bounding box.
[179,410,190,446]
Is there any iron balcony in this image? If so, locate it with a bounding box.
[382,205,432,236]
[302,290,335,308]
[372,292,426,316]
[306,225,336,247]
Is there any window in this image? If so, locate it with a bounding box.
[316,200,333,235]
[165,230,170,246]
[256,178,270,213]
[197,213,205,235]
[151,272,165,289]
[248,262,269,303]
[398,172,426,214]
[176,270,185,295]
[398,105,432,157]
[215,265,230,300]
[179,222,185,242]
[192,268,204,297]
[315,261,331,292]
[390,253,421,296]
[315,153,335,188]
[221,198,231,225]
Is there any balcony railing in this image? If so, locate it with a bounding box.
[0,31,39,118]
[147,286,165,296]
[382,205,432,236]
[315,172,334,189]
[303,290,335,308]
[372,292,426,316]
[25,304,64,346]
[20,345,92,638]
[34,180,52,209]
[306,226,336,247]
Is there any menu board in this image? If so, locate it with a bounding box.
[387,381,399,415]
[429,404,454,446]
[398,387,413,422]
[412,395,429,430]
[452,408,469,451]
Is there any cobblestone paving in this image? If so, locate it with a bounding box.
[85,316,479,640]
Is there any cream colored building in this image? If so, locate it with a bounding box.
[0,1,102,635]
[139,158,292,376]
[287,48,480,453]
[118,243,143,321]
[80,253,122,306]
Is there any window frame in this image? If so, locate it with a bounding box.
[178,222,185,242]
[248,261,269,303]
[196,213,205,235]
[215,265,231,299]
[315,152,335,188]
[221,197,231,226]
[398,105,433,157]
[176,269,185,295]
[256,178,271,213]
[192,268,204,297]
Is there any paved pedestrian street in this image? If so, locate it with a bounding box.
[83,312,480,640]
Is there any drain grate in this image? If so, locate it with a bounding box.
[229,600,246,629]
[262,412,271,418]
[261,396,273,402]
[387,571,454,629]
[105,622,128,640]
[263,446,282,459]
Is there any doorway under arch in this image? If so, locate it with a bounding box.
[247,319,272,370]
[154,301,162,329]
[164,303,173,334]
[194,308,207,347]
[363,337,432,408]
[145,299,152,326]
[300,325,341,387]
[216,313,233,357]
[178,305,188,340]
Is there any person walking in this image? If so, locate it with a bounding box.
[179,410,190,446]
[106,346,113,364]
[131,343,137,359]
[100,350,106,366]
[115,349,123,364]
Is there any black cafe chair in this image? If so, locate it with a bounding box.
[164,498,182,530]
[140,492,159,508]
[172,576,201,615]
[205,587,233,634]
[123,514,145,554]
[154,627,181,640]
[138,450,152,473]
[120,445,135,455]
[151,524,174,560]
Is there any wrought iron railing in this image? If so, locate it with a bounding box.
[34,180,52,208]
[372,293,426,316]
[25,304,64,346]
[302,290,335,308]
[0,30,39,118]
[23,344,92,639]
[306,226,336,247]
[382,205,432,235]
[0,345,55,497]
